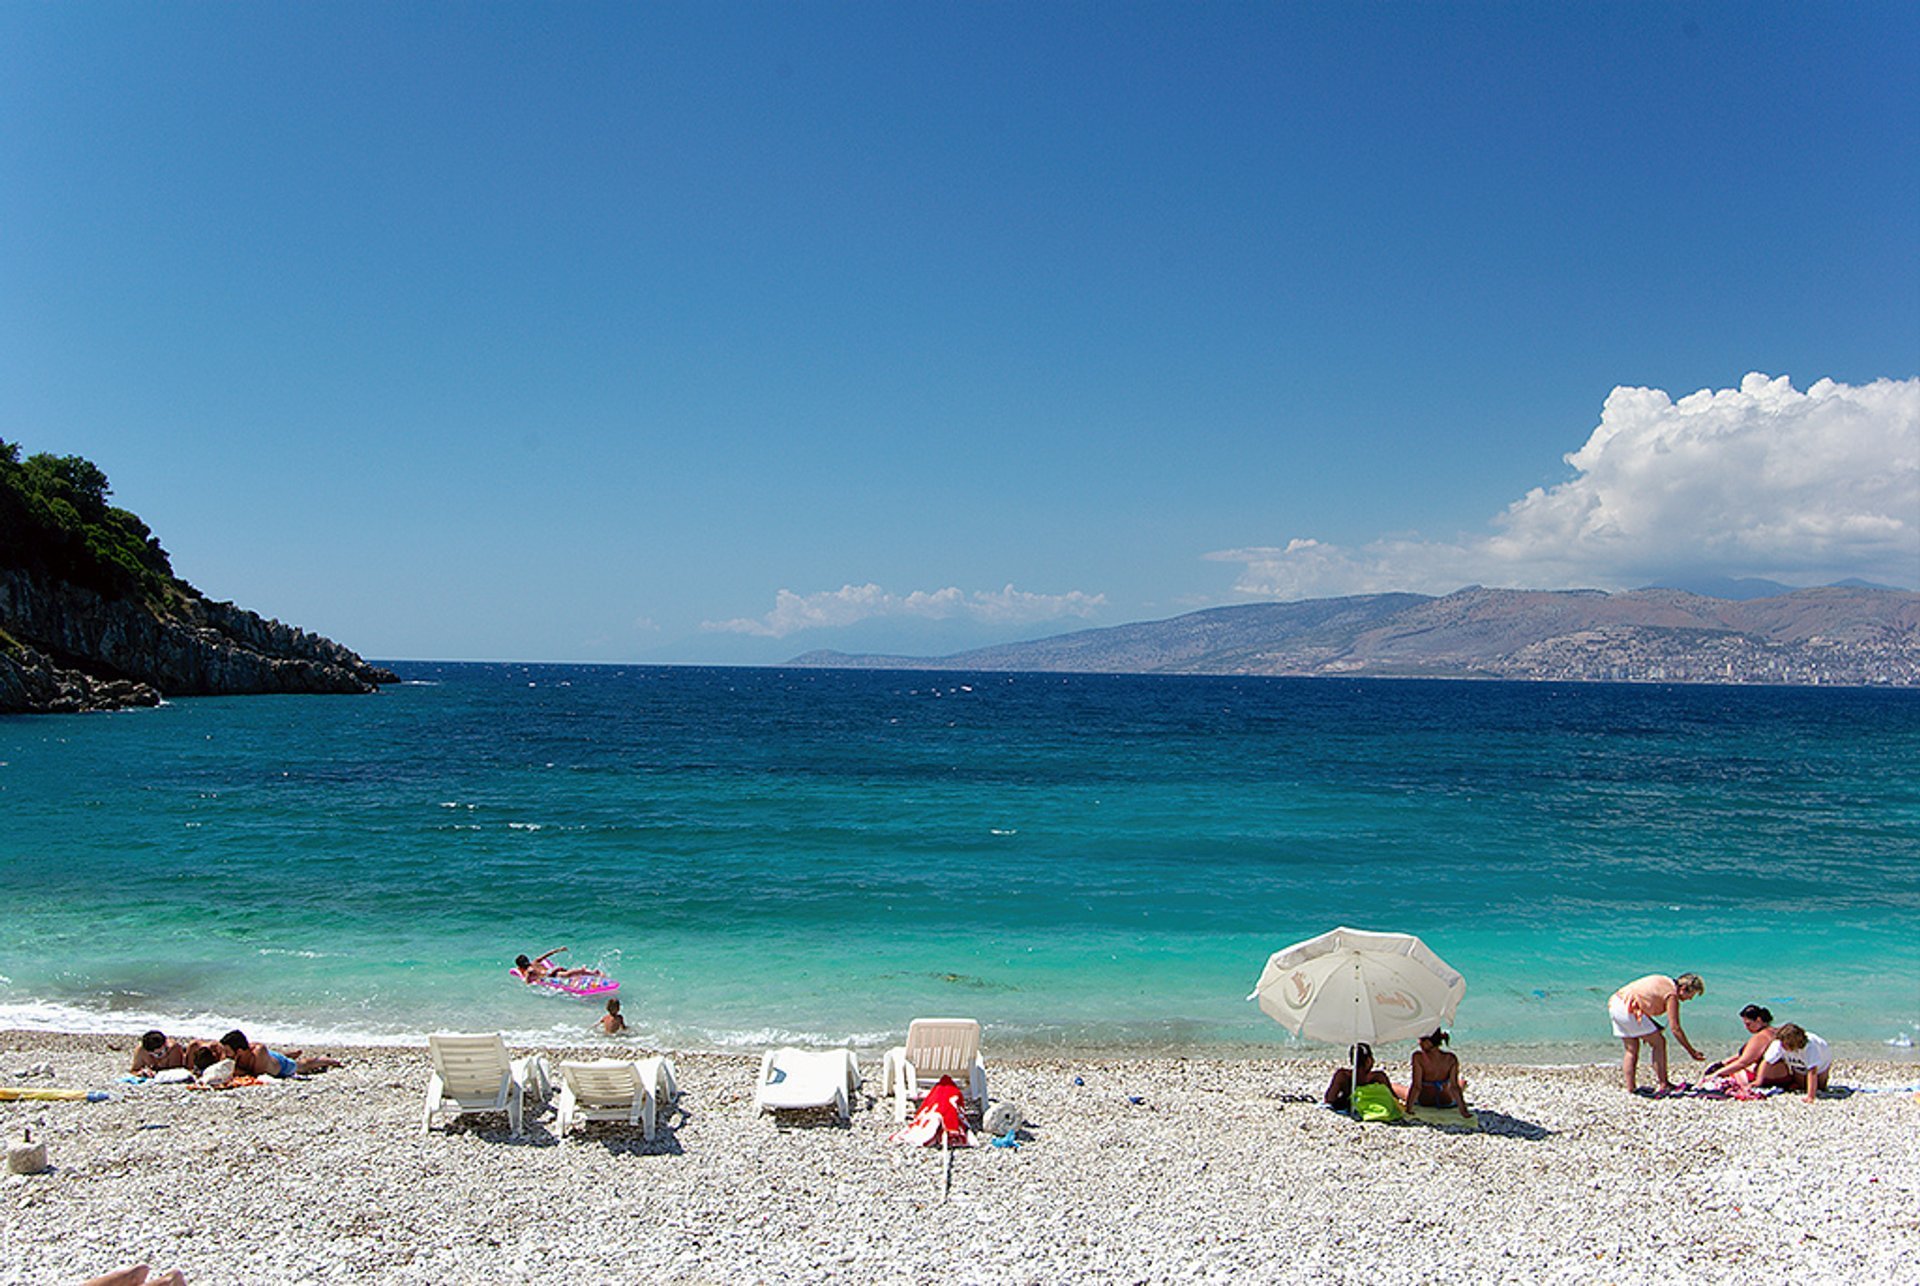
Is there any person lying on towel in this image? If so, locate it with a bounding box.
[218,1029,343,1078]
[129,1030,189,1077]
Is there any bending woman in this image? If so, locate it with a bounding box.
[1607,972,1705,1094]
[1406,1028,1472,1119]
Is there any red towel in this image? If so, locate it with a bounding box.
[890,1075,971,1147]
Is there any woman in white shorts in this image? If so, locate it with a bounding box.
[1608,972,1705,1094]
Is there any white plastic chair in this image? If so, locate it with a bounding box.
[880,1018,987,1122]
[555,1056,678,1142]
[754,1048,861,1122]
[422,1033,551,1137]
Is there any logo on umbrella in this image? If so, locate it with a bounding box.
[1373,988,1422,1017]
[1288,975,1313,1007]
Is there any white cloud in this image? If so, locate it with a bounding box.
[1210,373,1920,598]
[704,583,1108,638]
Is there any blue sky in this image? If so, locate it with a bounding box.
[3,3,1915,663]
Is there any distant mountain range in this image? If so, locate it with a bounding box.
[1635,574,1904,601]
[791,586,1920,687]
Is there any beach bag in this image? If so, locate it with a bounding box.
[1351,1082,1403,1122]
[199,1058,236,1087]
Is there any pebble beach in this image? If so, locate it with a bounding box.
[3,1031,1917,1285]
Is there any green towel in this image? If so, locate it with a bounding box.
[1351,1082,1404,1122]
[1403,1103,1480,1130]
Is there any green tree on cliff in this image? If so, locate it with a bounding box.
[0,437,190,604]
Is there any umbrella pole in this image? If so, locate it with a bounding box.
[941,1126,953,1201]
[1352,958,1363,1116]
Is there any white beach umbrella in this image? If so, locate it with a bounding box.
[1248,925,1465,1047]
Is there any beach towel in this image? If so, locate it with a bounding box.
[890,1075,971,1147]
[118,1069,195,1087]
[1683,1076,1768,1101]
[187,1076,263,1092]
[1402,1104,1480,1131]
[0,1087,89,1102]
[1350,1082,1403,1123]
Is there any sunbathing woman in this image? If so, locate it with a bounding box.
[1405,1028,1472,1119]
[128,1030,189,1077]
[516,947,606,983]
[1707,1004,1777,1084]
[1323,1042,1394,1112]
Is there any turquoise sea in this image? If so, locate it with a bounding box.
[2,665,1916,1063]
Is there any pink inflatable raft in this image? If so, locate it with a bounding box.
[509,967,619,997]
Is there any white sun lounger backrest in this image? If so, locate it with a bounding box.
[905,1019,981,1080]
[424,1032,547,1137]
[556,1057,675,1141]
[562,1059,642,1108]
[429,1033,514,1104]
[883,1018,988,1121]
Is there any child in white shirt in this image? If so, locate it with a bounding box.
[1758,1023,1832,1102]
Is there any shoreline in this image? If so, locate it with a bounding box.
[2,1015,1913,1070]
[5,1029,1918,1284]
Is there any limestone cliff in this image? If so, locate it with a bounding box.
[0,632,161,714]
[0,568,398,714]
[0,440,397,714]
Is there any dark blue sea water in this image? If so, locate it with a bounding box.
[2,665,1916,1061]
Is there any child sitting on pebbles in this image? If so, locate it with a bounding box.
[1755,1023,1833,1103]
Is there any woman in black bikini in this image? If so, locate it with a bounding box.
[1405,1028,1472,1119]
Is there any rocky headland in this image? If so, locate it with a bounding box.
[0,442,394,714]
[0,570,397,714]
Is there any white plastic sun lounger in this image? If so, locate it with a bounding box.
[880,1018,987,1122]
[555,1056,678,1142]
[754,1048,861,1122]
[422,1032,552,1137]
